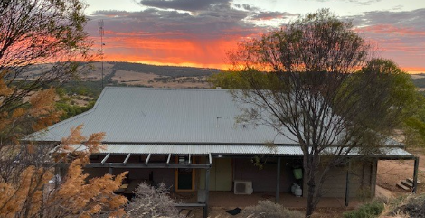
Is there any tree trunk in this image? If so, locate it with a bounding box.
[305,175,317,218]
[304,157,336,218]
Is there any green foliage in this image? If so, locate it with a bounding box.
[343,201,384,218]
[241,200,304,218]
[56,100,95,120]
[404,116,425,147]
[350,60,425,148]
[336,59,418,139]
[209,71,242,88]
[58,80,102,98]
[209,70,271,89]
[54,81,99,120]
[402,92,425,147]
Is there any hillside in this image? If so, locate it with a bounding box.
[81,61,218,89]
[22,62,220,119]
[410,73,425,90]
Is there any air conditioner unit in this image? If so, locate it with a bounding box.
[234,180,253,194]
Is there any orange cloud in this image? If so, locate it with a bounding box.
[402,67,425,74]
[88,21,425,71]
[90,33,242,69]
[357,24,425,36]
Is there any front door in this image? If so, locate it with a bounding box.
[175,155,194,192]
[210,157,232,191]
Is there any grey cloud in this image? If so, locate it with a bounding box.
[346,8,425,30]
[139,0,230,12]
[391,5,403,10]
[87,5,259,42]
[233,4,255,11]
[344,9,425,68]
[250,11,297,21]
[347,0,382,5]
[311,0,382,4]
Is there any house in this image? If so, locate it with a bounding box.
[32,87,419,217]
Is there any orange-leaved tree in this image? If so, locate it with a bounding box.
[0,125,128,218]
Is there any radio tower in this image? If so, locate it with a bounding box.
[99,20,105,89]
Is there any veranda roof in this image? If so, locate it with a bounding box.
[67,144,413,158]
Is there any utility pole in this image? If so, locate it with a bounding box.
[99,20,105,89]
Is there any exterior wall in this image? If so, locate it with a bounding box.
[198,157,302,193]
[304,160,375,198]
[233,157,299,193]
[83,167,175,189]
[86,154,176,190]
[83,155,377,199]
[226,157,375,198]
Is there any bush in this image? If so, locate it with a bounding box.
[126,183,182,218]
[391,194,425,218]
[241,200,304,218]
[343,201,384,218]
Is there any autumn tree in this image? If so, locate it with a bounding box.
[0,125,128,218]
[0,0,92,143]
[0,0,126,217]
[213,9,418,217]
[0,0,92,182]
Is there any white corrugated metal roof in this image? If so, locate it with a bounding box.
[32,87,403,150]
[33,87,299,144]
[67,144,411,157]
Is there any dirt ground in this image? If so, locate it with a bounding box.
[376,147,425,193]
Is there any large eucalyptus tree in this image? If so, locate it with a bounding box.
[213,9,416,217]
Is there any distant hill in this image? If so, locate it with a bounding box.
[410,73,425,89]
[23,61,221,119]
[23,61,220,90]
[102,61,219,89]
[110,61,219,78]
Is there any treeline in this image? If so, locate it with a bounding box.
[412,77,425,89]
[110,61,219,77]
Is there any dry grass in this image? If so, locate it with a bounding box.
[112,70,210,88]
[81,62,114,80]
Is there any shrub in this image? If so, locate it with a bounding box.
[241,200,304,218]
[343,201,384,218]
[126,183,182,218]
[391,194,425,218]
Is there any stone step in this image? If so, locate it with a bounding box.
[401,180,413,188]
[396,182,410,191]
[407,178,421,184]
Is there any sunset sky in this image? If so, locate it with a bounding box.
[84,0,425,73]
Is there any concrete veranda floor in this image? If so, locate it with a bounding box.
[172,191,360,208]
[208,192,360,208]
[173,192,361,218]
